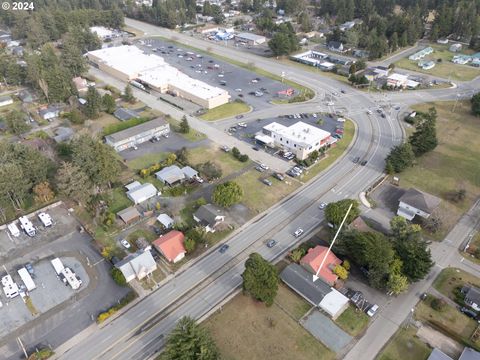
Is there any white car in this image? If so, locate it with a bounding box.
[218,74,224,78]
[237,122,247,128]
[318,202,327,210]
[120,239,131,249]
[312,113,318,118]
[366,109,372,115]
[293,228,304,237]
[235,88,242,92]
[260,163,269,170]
[337,117,346,123]
[367,304,379,317]
[327,101,334,106]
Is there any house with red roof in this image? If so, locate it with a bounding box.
[152,230,186,263]
[300,245,342,285]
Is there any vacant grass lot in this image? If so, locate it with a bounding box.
[204,294,335,360]
[415,296,480,350]
[395,45,480,81]
[376,327,431,360]
[400,101,480,239]
[187,145,251,177]
[335,306,370,337]
[236,170,301,214]
[200,101,250,121]
[433,267,480,300]
[301,120,355,182]
[126,152,169,170]
[274,284,312,320]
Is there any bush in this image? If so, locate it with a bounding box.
[97,291,137,323]
[111,267,127,287]
[431,297,447,312]
[238,154,249,162]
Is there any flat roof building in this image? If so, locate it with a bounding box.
[234,32,266,45]
[262,121,331,160]
[86,45,230,109]
[105,117,170,152]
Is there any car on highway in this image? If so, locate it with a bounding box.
[219,244,229,253]
[260,163,269,170]
[262,179,272,186]
[327,101,334,106]
[332,92,339,96]
[235,115,244,119]
[367,304,379,317]
[293,228,304,237]
[120,239,131,249]
[266,239,277,248]
[381,113,386,118]
[360,160,368,166]
[235,88,242,92]
[366,109,372,115]
[221,145,230,152]
[341,89,346,94]
[376,109,382,114]
[353,156,360,163]
[318,202,327,210]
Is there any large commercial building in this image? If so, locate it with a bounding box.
[86,45,230,109]
[259,121,331,160]
[105,117,170,152]
[234,32,266,45]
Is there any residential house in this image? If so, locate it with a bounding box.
[117,206,141,224]
[300,246,342,285]
[181,166,199,181]
[339,21,356,31]
[155,165,185,186]
[397,188,441,221]
[452,55,472,65]
[125,181,158,204]
[114,107,139,121]
[419,60,436,70]
[408,47,433,61]
[427,348,453,360]
[72,77,89,94]
[449,43,462,52]
[152,230,186,263]
[53,127,74,143]
[17,90,34,103]
[459,348,480,360]
[156,213,174,229]
[39,105,61,121]
[353,49,369,58]
[462,286,480,312]
[104,117,170,152]
[115,250,157,282]
[0,95,13,108]
[327,41,344,52]
[373,66,391,78]
[280,264,349,319]
[193,204,225,233]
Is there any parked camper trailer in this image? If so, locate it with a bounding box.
[1,275,19,299]
[17,267,36,291]
[18,216,36,237]
[51,258,65,275]
[7,222,20,237]
[38,212,53,227]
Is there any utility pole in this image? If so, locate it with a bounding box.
[313,203,353,282]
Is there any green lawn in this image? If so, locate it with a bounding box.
[106,187,132,214]
[301,120,355,182]
[187,145,251,177]
[376,327,431,360]
[126,152,169,170]
[335,306,370,337]
[274,284,312,320]
[164,116,207,141]
[433,267,480,301]
[200,101,250,121]
[400,101,480,239]
[395,45,480,81]
[236,170,301,214]
[204,293,335,360]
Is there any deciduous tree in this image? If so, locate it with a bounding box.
[212,181,243,207]
[324,199,360,227]
[5,110,30,135]
[33,181,55,203]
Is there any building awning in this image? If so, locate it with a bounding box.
[255,134,274,145]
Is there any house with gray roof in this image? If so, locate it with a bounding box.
[18,90,34,103]
[280,263,349,319]
[126,182,158,204]
[114,107,139,121]
[0,95,13,108]
[105,117,170,152]
[460,348,480,360]
[39,105,61,120]
[193,204,225,233]
[181,166,199,180]
[115,250,157,282]
[53,127,74,143]
[155,165,185,186]
[462,286,480,311]
[397,188,441,221]
[427,348,453,360]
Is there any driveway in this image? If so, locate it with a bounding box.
[417,325,463,358]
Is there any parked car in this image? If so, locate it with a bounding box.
[266,239,277,248]
[283,152,292,158]
[367,304,379,317]
[460,307,477,319]
[235,115,244,119]
[366,109,372,115]
[252,146,260,151]
[262,179,272,186]
[420,293,428,300]
[353,156,360,163]
[219,244,229,253]
[293,228,304,237]
[341,89,346,94]
[221,145,230,152]
[318,202,327,210]
[273,173,285,181]
[237,122,247,128]
[25,263,35,277]
[120,239,131,249]
[260,163,269,170]
[255,166,265,172]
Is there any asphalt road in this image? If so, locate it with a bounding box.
[51,18,479,360]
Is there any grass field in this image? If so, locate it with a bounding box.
[274,284,312,320]
[415,296,480,349]
[301,120,355,182]
[200,101,251,121]
[376,327,431,360]
[399,101,480,239]
[106,187,132,214]
[395,45,480,81]
[204,294,335,360]
[164,116,207,141]
[236,170,301,214]
[187,145,250,177]
[335,306,370,337]
[433,267,480,300]
[126,152,169,170]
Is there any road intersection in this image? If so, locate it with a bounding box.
[50,18,480,360]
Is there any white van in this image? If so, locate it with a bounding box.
[7,222,20,237]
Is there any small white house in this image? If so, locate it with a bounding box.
[125,182,158,204]
[0,95,13,108]
[39,106,60,121]
[115,251,157,282]
[397,188,441,221]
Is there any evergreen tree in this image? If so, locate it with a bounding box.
[385,143,415,173]
[471,93,480,116]
[84,86,102,119]
[122,84,135,103]
[5,110,30,135]
[242,253,279,306]
[102,94,116,114]
[179,115,190,133]
[409,107,438,157]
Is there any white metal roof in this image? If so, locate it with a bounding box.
[157,213,174,228]
[235,32,266,42]
[264,121,331,147]
[319,289,349,317]
[126,183,157,204]
[18,268,36,291]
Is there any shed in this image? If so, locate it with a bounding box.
[157,213,174,229]
[53,127,74,143]
[117,207,141,224]
[181,166,198,180]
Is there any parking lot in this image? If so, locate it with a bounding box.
[135,38,294,110]
[0,257,88,339]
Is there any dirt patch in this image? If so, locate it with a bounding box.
[417,325,463,358]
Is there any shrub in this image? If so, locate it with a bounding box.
[97,291,137,323]
[111,267,127,287]
[431,297,447,312]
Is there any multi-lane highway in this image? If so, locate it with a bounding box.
[50,18,480,360]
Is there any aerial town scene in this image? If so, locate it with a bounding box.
[0,0,479,359]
